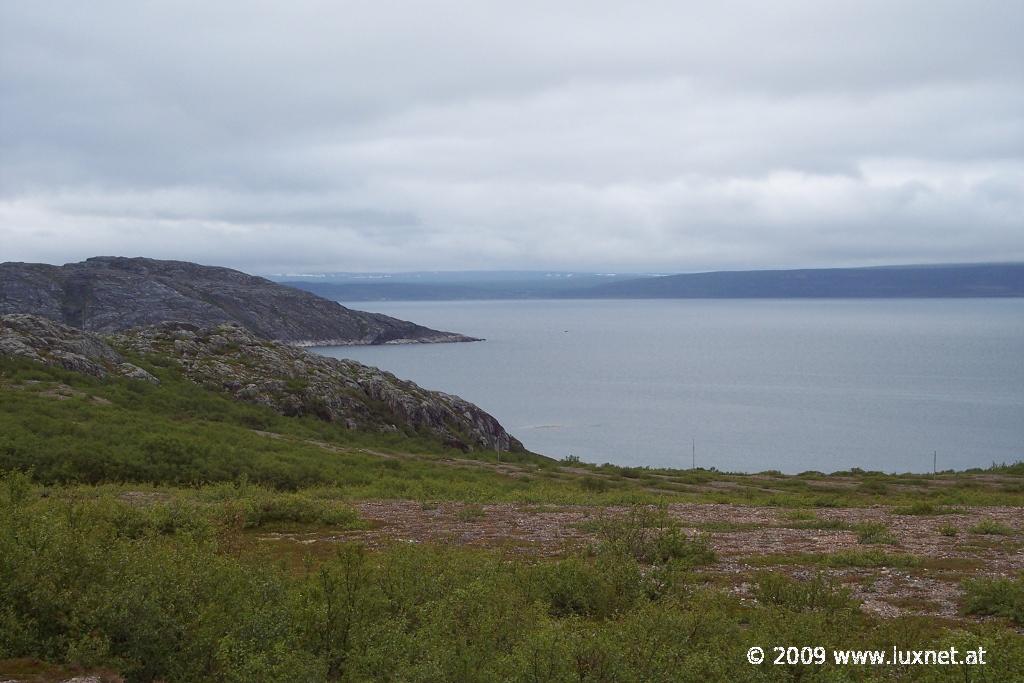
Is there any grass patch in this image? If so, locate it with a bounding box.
[783,515,852,531]
[854,522,898,545]
[686,520,762,532]
[892,501,947,515]
[970,520,1016,536]
[456,504,487,522]
[857,479,889,495]
[743,550,922,568]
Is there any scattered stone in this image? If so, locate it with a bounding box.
[267,499,1022,621]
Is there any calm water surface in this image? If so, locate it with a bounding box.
[314,300,1024,473]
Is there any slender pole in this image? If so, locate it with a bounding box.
[933,450,936,474]
[692,438,696,470]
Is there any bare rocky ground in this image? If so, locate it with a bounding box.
[256,500,1023,623]
[0,663,118,683]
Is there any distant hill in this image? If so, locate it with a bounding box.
[0,257,476,345]
[281,263,1024,301]
[281,281,606,301]
[585,263,1024,299]
[277,271,658,302]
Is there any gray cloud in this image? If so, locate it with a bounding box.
[1,0,1022,273]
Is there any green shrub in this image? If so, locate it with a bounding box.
[533,556,644,619]
[893,501,945,515]
[969,519,1015,535]
[753,572,857,612]
[238,493,361,529]
[963,576,1024,625]
[854,521,898,545]
[591,508,716,566]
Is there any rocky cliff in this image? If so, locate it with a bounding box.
[0,257,477,345]
[0,314,522,453]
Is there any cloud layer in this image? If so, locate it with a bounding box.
[2,1,1022,273]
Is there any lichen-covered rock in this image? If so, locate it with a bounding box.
[117,362,159,383]
[1,314,522,452]
[0,314,158,383]
[114,322,523,452]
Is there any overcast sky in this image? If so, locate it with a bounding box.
[1,1,1022,274]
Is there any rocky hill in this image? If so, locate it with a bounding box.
[0,313,522,452]
[584,263,1024,299]
[0,257,477,345]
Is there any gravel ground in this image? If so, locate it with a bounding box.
[257,500,1023,621]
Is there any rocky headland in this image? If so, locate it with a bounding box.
[0,314,522,452]
[0,257,477,346]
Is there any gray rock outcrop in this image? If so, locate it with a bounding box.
[0,313,158,382]
[114,322,523,452]
[0,257,478,346]
[1,314,522,453]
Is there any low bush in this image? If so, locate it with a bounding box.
[1,474,1022,682]
[753,572,857,612]
[591,507,716,566]
[854,522,898,545]
[970,520,1015,536]
[963,576,1024,625]
[892,501,944,515]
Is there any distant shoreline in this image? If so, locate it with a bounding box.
[279,262,1024,302]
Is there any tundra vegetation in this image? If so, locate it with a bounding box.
[1,354,1023,681]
